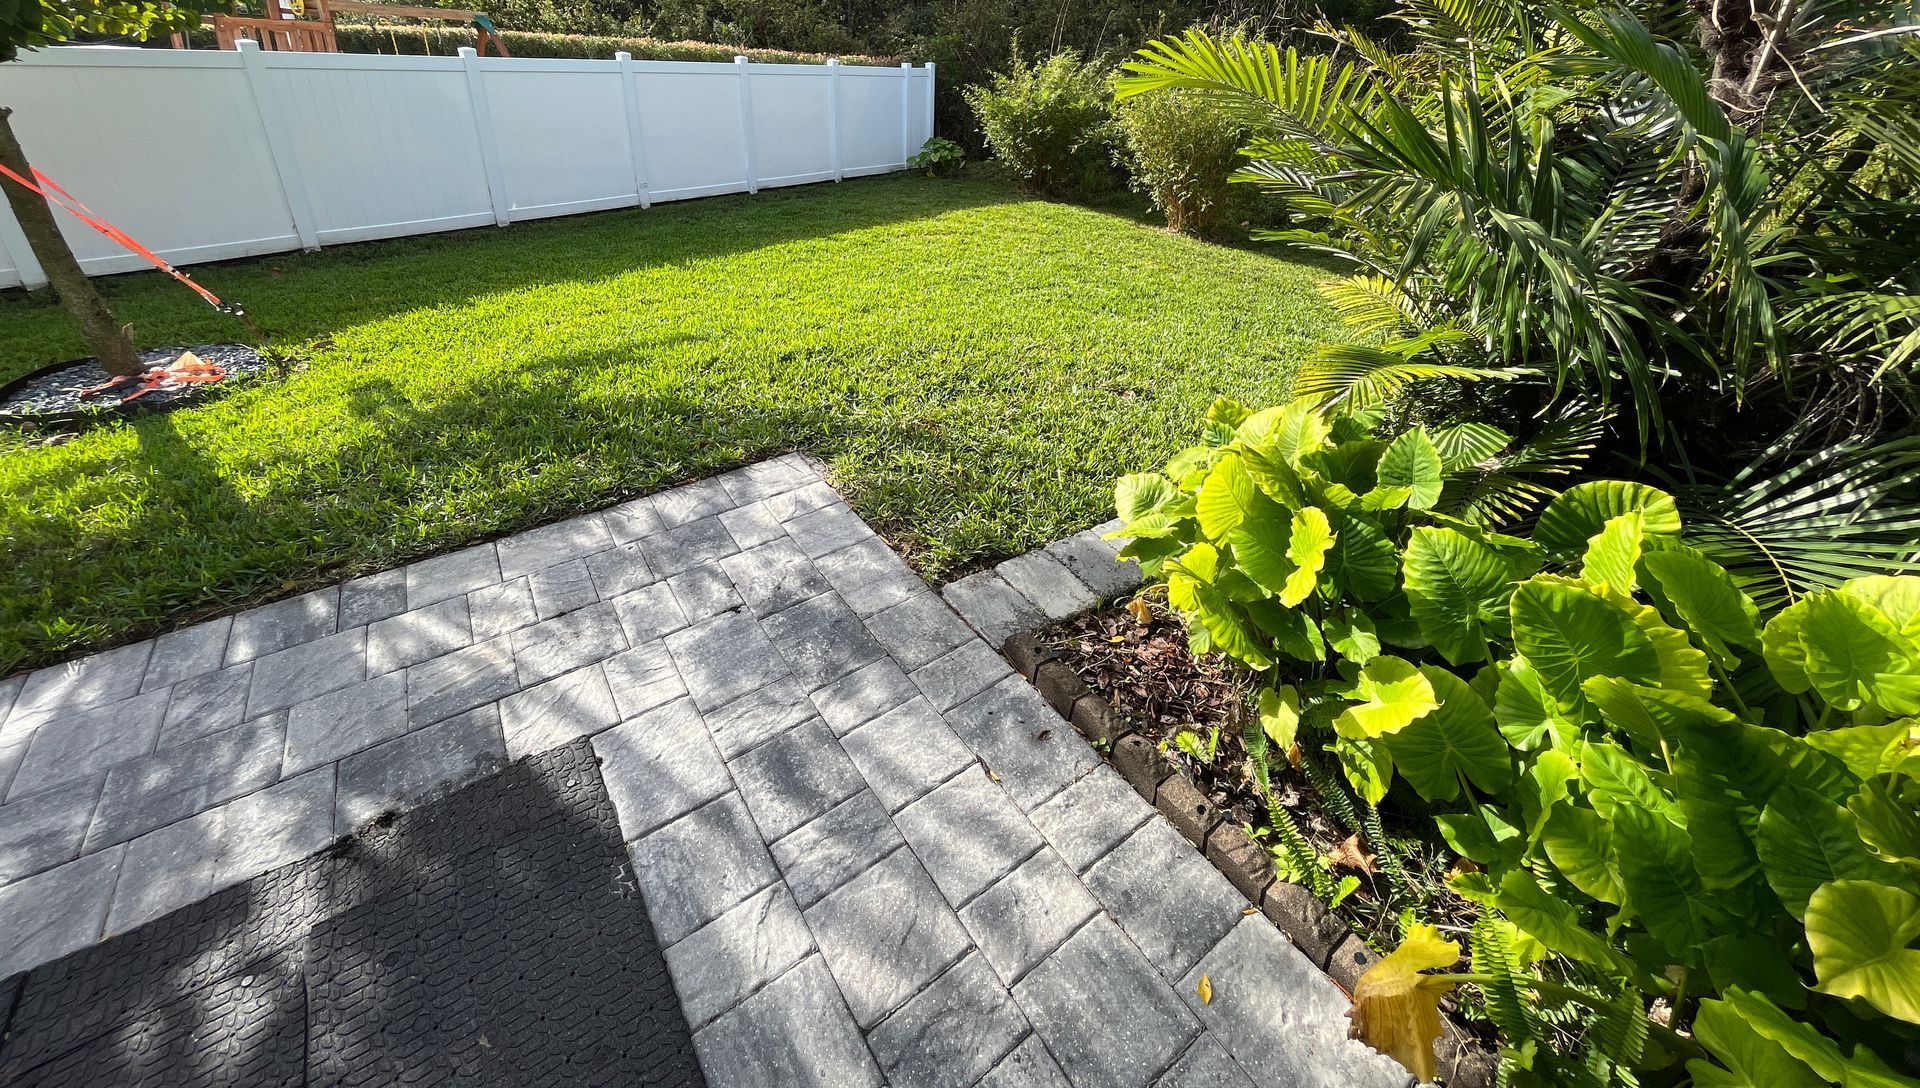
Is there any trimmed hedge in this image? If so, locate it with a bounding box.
[181,25,898,65]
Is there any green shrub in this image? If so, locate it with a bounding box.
[964,50,1118,199]
[906,136,965,177]
[185,24,897,64]
[1113,88,1266,238]
[1114,395,1920,1087]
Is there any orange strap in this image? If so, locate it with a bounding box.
[0,163,229,310]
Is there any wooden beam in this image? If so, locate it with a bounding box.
[329,1,486,22]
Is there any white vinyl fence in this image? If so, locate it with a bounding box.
[0,43,935,288]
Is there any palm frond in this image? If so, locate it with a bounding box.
[1292,337,1521,410]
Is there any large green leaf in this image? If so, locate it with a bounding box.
[1323,608,1380,665]
[1717,988,1920,1088]
[1640,547,1762,668]
[1807,880,1920,1025]
[1493,657,1580,750]
[1764,590,1920,715]
[1688,997,1825,1088]
[1196,453,1259,541]
[1583,676,1736,760]
[1491,869,1621,969]
[1375,426,1444,510]
[1114,473,1193,538]
[1540,803,1626,906]
[1323,510,1400,601]
[1611,803,1714,953]
[1510,577,1661,710]
[1534,480,1682,556]
[1334,655,1438,739]
[1239,397,1331,466]
[1805,721,1916,781]
[1382,666,1512,801]
[1404,526,1532,665]
[1850,773,1920,867]
[1756,786,1903,918]
[1581,511,1645,594]
[1281,507,1334,607]
[1168,543,1274,670]
[1582,740,1685,826]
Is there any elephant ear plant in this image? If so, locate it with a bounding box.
[1112,396,1920,1087]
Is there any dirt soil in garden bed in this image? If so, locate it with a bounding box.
[1043,600,1479,951]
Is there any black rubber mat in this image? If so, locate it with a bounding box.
[0,741,706,1088]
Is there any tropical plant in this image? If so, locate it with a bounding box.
[1114,395,1920,1086]
[1112,4,1920,456]
[906,135,966,176]
[966,49,1121,198]
[1113,87,1268,237]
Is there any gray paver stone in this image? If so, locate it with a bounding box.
[586,540,657,600]
[948,676,1102,812]
[813,538,925,616]
[894,768,1044,906]
[8,688,170,802]
[643,514,740,578]
[719,498,786,551]
[839,696,974,812]
[722,539,831,617]
[601,641,687,720]
[731,717,864,842]
[808,657,917,737]
[0,734,26,804]
[0,774,101,885]
[338,568,409,631]
[692,956,881,1088]
[653,476,735,529]
[335,703,507,831]
[783,501,870,559]
[106,809,222,937]
[467,577,539,641]
[960,848,1099,986]
[627,793,780,944]
[0,847,123,977]
[510,602,627,685]
[217,765,337,882]
[704,677,814,758]
[1087,818,1247,981]
[667,566,746,622]
[868,952,1029,1088]
[1012,917,1202,1088]
[665,882,815,1030]
[496,512,613,581]
[762,593,884,688]
[159,664,255,752]
[406,542,501,608]
[1156,1034,1259,1088]
[88,715,285,850]
[940,573,1041,650]
[1047,528,1143,599]
[601,495,662,544]
[528,558,600,619]
[1032,764,1154,874]
[665,610,790,712]
[996,551,1098,623]
[405,635,517,727]
[769,791,903,909]
[594,698,731,840]
[367,596,472,676]
[499,663,619,759]
[763,481,839,523]
[284,671,408,774]
[225,587,339,665]
[142,617,233,692]
[12,639,153,721]
[719,455,814,506]
[803,847,971,1027]
[245,627,367,718]
[978,1035,1074,1088]
[911,640,1016,712]
[1179,917,1413,1088]
[865,592,975,670]
[609,581,689,646]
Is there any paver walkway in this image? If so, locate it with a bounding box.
[0,456,1409,1088]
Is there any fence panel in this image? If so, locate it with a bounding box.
[0,45,936,288]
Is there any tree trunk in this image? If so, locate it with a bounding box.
[0,100,145,377]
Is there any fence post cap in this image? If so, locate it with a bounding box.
[900,61,911,68]
[734,55,749,64]
[458,46,478,58]
[234,37,260,52]
[826,57,840,66]
[615,50,632,61]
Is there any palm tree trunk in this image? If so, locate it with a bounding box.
[0,100,145,377]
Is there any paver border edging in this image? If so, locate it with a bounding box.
[1002,630,1498,1088]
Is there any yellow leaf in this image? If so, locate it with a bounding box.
[1127,597,1153,624]
[1197,975,1214,1005]
[1347,924,1460,1083]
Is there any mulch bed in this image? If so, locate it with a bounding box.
[1043,600,1474,949]
[0,344,269,426]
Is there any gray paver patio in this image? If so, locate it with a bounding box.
[0,454,1409,1088]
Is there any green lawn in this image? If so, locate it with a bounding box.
[0,175,1341,671]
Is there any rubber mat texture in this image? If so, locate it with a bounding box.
[0,741,706,1088]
